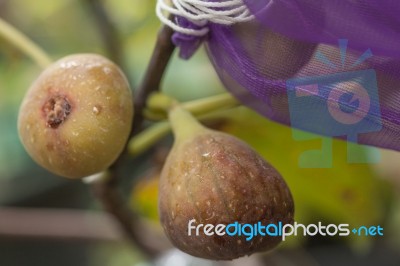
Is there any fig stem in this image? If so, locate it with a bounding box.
[146,92,239,120]
[128,107,242,157]
[183,92,238,115]
[0,17,52,69]
[147,92,176,112]
[142,108,167,121]
[169,104,207,141]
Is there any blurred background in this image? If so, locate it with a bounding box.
[0,0,400,265]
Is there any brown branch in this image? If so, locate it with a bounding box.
[89,21,175,258]
[91,173,168,257]
[131,23,175,135]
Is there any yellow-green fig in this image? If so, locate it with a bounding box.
[159,105,294,260]
[18,54,133,178]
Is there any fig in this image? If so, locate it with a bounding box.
[159,105,294,260]
[18,54,133,178]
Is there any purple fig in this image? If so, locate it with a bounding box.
[159,105,294,260]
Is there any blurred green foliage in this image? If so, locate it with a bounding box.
[0,1,399,265]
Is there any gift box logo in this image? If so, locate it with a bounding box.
[286,40,382,168]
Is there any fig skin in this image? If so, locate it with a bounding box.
[159,106,294,260]
[18,54,133,178]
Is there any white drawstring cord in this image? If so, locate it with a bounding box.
[156,0,254,36]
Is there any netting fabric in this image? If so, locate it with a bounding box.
[167,0,400,151]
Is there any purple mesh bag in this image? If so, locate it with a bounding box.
[170,0,400,151]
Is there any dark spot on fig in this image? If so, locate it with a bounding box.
[46,143,54,151]
[43,95,71,128]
